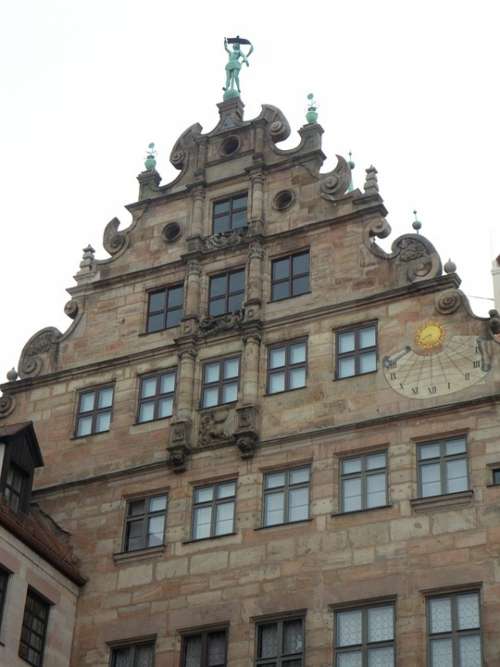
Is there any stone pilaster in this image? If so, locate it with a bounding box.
[248,169,265,234]
[245,240,264,321]
[190,185,205,238]
[175,347,197,421]
[184,260,202,319]
[241,332,261,405]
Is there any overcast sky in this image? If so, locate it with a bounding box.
[1,0,499,382]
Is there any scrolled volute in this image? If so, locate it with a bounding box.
[0,394,16,419]
[18,327,62,379]
[435,289,463,315]
[320,155,352,201]
[64,299,79,319]
[103,217,129,256]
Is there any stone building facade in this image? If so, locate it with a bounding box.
[1,94,500,666]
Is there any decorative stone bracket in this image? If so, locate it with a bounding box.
[167,420,192,473]
[198,311,244,338]
[234,404,259,459]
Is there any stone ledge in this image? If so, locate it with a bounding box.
[113,545,166,564]
[410,490,473,512]
[254,518,313,531]
[182,532,237,545]
[331,504,393,517]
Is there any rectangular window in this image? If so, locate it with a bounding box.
[427,591,482,667]
[147,284,184,333]
[263,466,310,527]
[208,269,245,317]
[3,463,28,512]
[75,385,114,437]
[213,194,248,234]
[192,480,236,540]
[137,369,176,423]
[19,589,50,667]
[267,339,307,394]
[271,251,310,302]
[124,494,167,552]
[340,451,388,513]
[334,602,395,666]
[418,436,469,498]
[201,357,240,408]
[336,323,377,379]
[182,628,227,667]
[110,641,155,667]
[492,468,500,485]
[0,568,9,631]
[256,616,304,666]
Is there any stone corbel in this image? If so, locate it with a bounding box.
[167,420,192,473]
[234,404,259,459]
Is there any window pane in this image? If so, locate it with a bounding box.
[292,275,309,295]
[366,453,386,470]
[289,343,306,364]
[95,411,111,433]
[98,387,113,408]
[208,631,226,666]
[419,443,440,460]
[338,356,355,379]
[269,372,286,394]
[224,358,239,379]
[421,463,441,497]
[149,291,165,312]
[168,285,184,307]
[128,499,146,516]
[185,635,202,667]
[289,367,306,389]
[217,482,236,499]
[272,258,290,281]
[210,275,227,297]
[338,332,356,354]
[166,308,183,328]
[359,326,376,349]
[494,469,500,485]
[289,487,309,521]
[195,487,214,503]
[342,458,361,475]
[148,313,164,332]
[342,478,362,512]
[193,506,212,539]
[259,624,278,658]
[457,593,480,630]
[459,635,481,667]
[79,391,95,412]
[113,647,131,667]
[368,647,394,667]
[272,282,290,301]
[445,437,466,456]
[203,387,219,408]
[232,195,247,210]
[446,458,468,493]
[292,252,309,275]
[76,415,93,437]
[126,520,144,551]
[214,200,230,215]
[430,638,453,667]
[429,597,452,633]
[337,609,362,647]
[209,298,226,317]
[149,495,167,512]
[359,351,377,374]
[141,377,157,398]
[229,270,245,292]
[368,605,393,642]
[264,491,285,526]
[231,210,246,227]
[290,467,310,485]
[215,501,234,535]
[158,397,173,418]
[283,619,303,655]
[338,653,362,667]
[148,515,165,546]
[213,215,230,234]
[139,401,155,423]
[222,382,238,403]
[367,473,386,508]
[265,472,286,489]
[270,347,286,369]
[136,645,154,667]
[228,294,244,313]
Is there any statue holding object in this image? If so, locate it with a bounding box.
[223,36,253,100]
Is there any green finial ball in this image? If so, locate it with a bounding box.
[412,209,422,233]
[144,142,157,171]
[306,93,318,124]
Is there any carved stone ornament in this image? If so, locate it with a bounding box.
[64,299,79,319]
[166,445,191,473]
[169,123,202,171]
[236,404,258,431]
[236,433,258,459]
[198,409,235,447]
[320,155,352,201]
[262,105,291,143]
[234,404,259,459]
[103,217,129,256]
[198,311,244,337]
[202,228,250,252]
[488,309,500,340]
[18,327,62,379]
[0,394,16,419]
[435,289,463,315]
[162,222,182,244]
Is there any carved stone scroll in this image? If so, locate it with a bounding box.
[103,217,129,256]
[435,289,463,315]
[320,155,352,201]
[0,394,16,419]
[64,299,79,319]
[18,327,62,379]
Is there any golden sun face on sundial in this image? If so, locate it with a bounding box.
[415,322,445,350]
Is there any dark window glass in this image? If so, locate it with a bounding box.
[0,568,9,631]
[18,589,50,667]
[137,370,176,423]
[3,463,28,512]
[271,251,310,301]
[334,603,395,666]
[263,466,310,526]
[267,339,307,394]
[417,436,468,498]
[147,284,184,333]
[336,323,377,379]
[201,357,240,408]
[340,452,388,512]
[212,194,248,234]
[182,628,227,667]
[492,468,500,485]
[124,495,167,552]
[75,385,114,437]
[208,269,245,317]
[427,591,482,667]
[192,481,236,540]
[110,642,155,667]
[256,617,304,666]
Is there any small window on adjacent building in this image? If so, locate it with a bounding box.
[213,194,248,234]
[417,436,468,498]
[146,284,184,333]
[3,463,28,512]
[201,357,240,408]
[340,451,388,513]
[334,602,395,666]
[427,591,482,667]
[208,269,245,317]
[123,494,167,552]
[75,385,114,437]
[271,251,310,301]
[336,323,377,379]
[110,641,155,667]
[256,616,304,666]
[19,588,50,667]
[263,466,310,527]
[492,468,500,485]
[0,567,9,631]
[267,339,307,394]
[182,628,228,667]
[192,480,236,540]
[137,370,176,423]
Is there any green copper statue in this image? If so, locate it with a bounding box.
[223,36,253,100]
